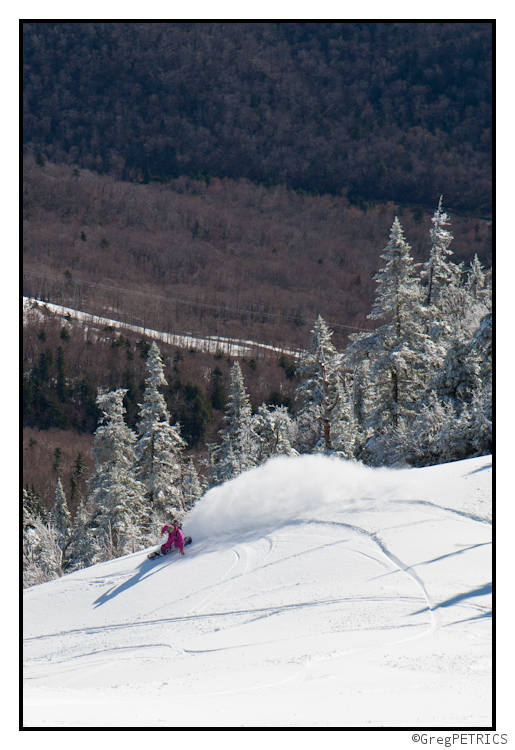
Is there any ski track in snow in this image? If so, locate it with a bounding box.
[168,498,489,674]
[188,545,250,614]
[27,500,482,645]
[301,518,437,622]
[271,517,440,648]
[396,498,491,526]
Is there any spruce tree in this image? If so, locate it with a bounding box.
[431,336,480,408]
[466,254,488,302]
[330,373,362,459]
[421,196,458,307]
[468,381,492,457]
[386,392,471,467]
[455,312,492,456]
[134,341,187,526]
[23,485,46,524]
[251,404,298,463]
[65,498,94,572]
[52,478,71,530]
[69,452,89,506]
[430,292,491,413]
[420,197,477,350]
[342,207,492,467]
[87,389,145,561]
[472,312,492,382]
[295,315,343,453]
[208,362,256,486]
[73,451,89,480]
[418,205,491,458]
[210,367,226,411]
[49,478,72,544]
[23,515,64,587]
[355,219,435,459]
[180,457,204,513]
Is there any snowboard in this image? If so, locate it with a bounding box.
[147,536,192,559]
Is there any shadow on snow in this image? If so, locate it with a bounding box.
[92,553,182,608]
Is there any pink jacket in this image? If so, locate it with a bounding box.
[160,524,185,553]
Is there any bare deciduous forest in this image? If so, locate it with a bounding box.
[23,155,491,352]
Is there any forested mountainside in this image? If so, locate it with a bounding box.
[22,155,492,354]
[23,22,492,213]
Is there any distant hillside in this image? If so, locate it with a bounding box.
[23,22,492,213]
[22,155,492,354]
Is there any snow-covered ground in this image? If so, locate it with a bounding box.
[23,454,492,729]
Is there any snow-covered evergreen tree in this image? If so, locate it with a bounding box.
[87,389,146,561]
[419,198,490,352]
[342,335,374,457]
[251,404,298,463]
[295,316,344,453]
[430,292,491,413]
[208,362,257,486]
[23,514,64,587]
[466,254,488,303]
[418,203,491,456]
[431,338,476,407]
[134,341,187,526]
[458,312,492,456]
[180,457,204,514]
[330,373,362,459]
[49,478,72,543]
[421,196,458,307]
[23,485,46,523]
[340,205,491,467]
[65,498,95,572]
[472,312,492,381]
[362,218,436,452]
[467,381,492,457]
[384,391,471,467]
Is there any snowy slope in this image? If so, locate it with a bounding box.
[23,454,492,728]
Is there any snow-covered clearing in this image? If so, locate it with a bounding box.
[23,454,492,728]
[22,297,302,359]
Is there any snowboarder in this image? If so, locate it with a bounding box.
[161,523,186,555]
[147,523,192,559]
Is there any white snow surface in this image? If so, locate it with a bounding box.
[23,454,492,728]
